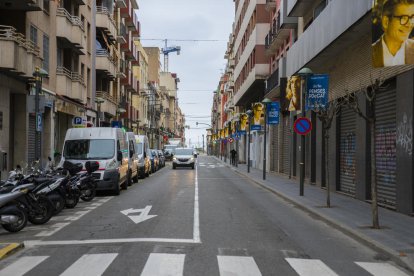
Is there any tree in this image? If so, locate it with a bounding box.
[316,99,343,207]
[343,77,386,229]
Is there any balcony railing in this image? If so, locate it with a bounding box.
[96,6,117,42]
[56,8,85,52]
[0,25,41,78]
[96,49,117,79]
[265,69,279,94]
[56,66,86,102]
[2,0,41,11]
[96,91,117,116]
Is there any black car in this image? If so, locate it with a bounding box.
[164,150,173,161]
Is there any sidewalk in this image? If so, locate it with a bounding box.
[215,157,414,273]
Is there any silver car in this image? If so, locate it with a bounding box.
[172,148,195,169]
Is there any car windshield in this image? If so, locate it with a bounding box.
[136,143,143,154]
[63,139,115,160]
[175,149,194,155]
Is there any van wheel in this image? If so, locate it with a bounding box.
[121,179,128,190]
[133,171,139,183]
[173,164,176,170]
[113,184,120,196]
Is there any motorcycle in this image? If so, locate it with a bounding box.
[0,185,30,232]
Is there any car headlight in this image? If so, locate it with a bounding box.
[173,157,177,161]
[106,159,118,170]
[190,157,194,161]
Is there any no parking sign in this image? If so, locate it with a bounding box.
[293,117,312,136]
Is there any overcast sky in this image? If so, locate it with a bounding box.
[137,0,235,149]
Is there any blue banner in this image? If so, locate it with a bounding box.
[267,102,280,125]
[306,74,329,111]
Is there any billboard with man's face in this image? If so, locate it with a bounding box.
[252,103,264,130]
[372,0,414,67]
[284,76,301,112]
[239,113,248,133]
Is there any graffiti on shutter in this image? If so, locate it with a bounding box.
[339,107,356,196]
[375,88,397,207]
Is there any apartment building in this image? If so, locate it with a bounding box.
[214,0,413,214]
[133,39,149,135]
[0,0,94,177]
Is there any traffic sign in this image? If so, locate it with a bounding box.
[36,112,42,132]
[72,116,86,128]
[294,117,312,135]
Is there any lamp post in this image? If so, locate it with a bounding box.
[95,97,105,127]
[246,109,252,173]
[33,67,48,163]
[137,119,141,135]
[262,98,272,180]
[297,67,313,196]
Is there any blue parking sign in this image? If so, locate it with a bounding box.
[36,112,42,132]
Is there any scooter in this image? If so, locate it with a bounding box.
[0,184,30,232]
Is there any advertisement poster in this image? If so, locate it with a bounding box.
[372,0,414,67]
[267,102,280,125]
[251,102,264,130]
[306,74,329,111]
[284,76,301,112]
[239,113,248,134]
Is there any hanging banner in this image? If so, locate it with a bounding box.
[306,74,329,111]
[284,76,301,112]
[267,102,280,125]
[239,113,248,134]
[251,102,264,130]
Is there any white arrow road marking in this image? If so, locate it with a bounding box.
[120,205,157,224]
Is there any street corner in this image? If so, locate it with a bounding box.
[0,243,24,260]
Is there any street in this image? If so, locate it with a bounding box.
[0,156,410,276]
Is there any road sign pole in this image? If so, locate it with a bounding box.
[299,76,307,196]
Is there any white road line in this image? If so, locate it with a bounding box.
[24,238,200,247]
[60,253,117,276]
[141,253,185,276]
[285,258,338,276]
[35,222,71,237]
[355,262,410,276]
[0,256,49,276]
[193,164,200,243]
[217,256,262,276]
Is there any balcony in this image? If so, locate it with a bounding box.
[0,0,41,11]
[117,23,127,44]
[56,8,86,54]
[121,33,137,62]
[96,49,116,79]
[287,0,314,17]
[120,0,139,36]
[115,0,126,8]
[96,91,117,117]
[0,25,42,80]
[96,6,117,42]
[121,70,138,94]
[265,68,279,95]
[56,67,86,102]
[286,0,371,76]
[265,0,276,11]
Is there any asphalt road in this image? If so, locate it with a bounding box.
[0,155,410,275]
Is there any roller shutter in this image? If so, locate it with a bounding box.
[28,115,40,164]
[375,88,397,207]
[270,125,279,172]
[281,115,291,174]
[339,107,357,196]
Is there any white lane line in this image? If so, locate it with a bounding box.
[217,256,262,276]
[60,253,117,276]
[355,262,410,276]
[35,222,71,237]
[141,253,185,276]
[193,164,200,242]
[24,238,200,247]
[0,256,49,276]
[285,258,338,276]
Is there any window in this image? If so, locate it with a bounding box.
[43,35,49,72]
[30,25,38,46]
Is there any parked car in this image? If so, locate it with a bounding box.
[163,149,173,161]
[149,149,159,173]
[135,135,151,178]
[61,127,128,195]
[126,132,139,185]
[157,150,165,168]
[172,148,195,169]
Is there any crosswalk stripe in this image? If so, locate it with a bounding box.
[355,262,410,276]
[217,256,262,276]
[0,256,49,276]
[285,258,338,276]
[141,253,185,276]
[59,253,118,276]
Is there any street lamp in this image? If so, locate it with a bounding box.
[262,97,272,180]
[32,67,48,163]
[297,67,313,196]
[246,109,252,173]
[94,97,105,127]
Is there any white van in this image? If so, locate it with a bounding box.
[61,127,129,195]
[126,132,139,185]
[134,135,151,178]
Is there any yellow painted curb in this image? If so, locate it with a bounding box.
[0,243,24,260]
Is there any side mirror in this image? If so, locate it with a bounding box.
[117,151,123,162]
[194,154,198,158]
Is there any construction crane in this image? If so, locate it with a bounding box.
[161,39,180,72]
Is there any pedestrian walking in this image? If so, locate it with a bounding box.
[230,149,237,166]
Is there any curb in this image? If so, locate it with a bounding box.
[0,243,24,260]
[217,158,414,274]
